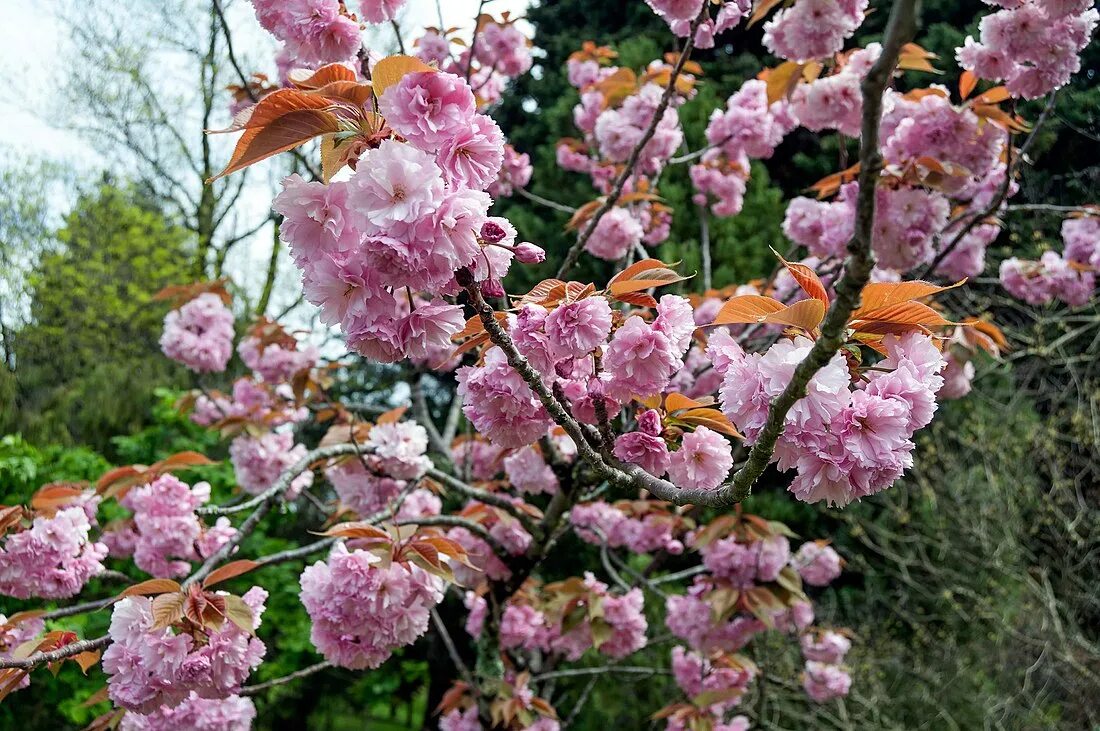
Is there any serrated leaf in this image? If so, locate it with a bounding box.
[150,592,185,629]
[372,55,435,96]
[710,295,786,326]
[208,89,344,180]
[762,298,826,332]
[202,560,260,589]
[851,279,964,318]
[317,521,393,541]
[223,594,256,634]
[677,408,743,439]
[71,650,101,675]
[119,578,181,599]
[773,250,829,304]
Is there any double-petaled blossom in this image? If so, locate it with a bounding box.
[118,475,236,579]
[957,0,1098,99]
[299,544,444,669]
[229,432,314,499]
[457,347,553,448]
[249,0,361,66]
[160,294,235,374]
[118,693,256,731]
[103,588,267,713]
[762,0,869,62]
[791,542,843,586]
[0,501,107,600]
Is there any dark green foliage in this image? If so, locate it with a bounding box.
[6,184,194,453]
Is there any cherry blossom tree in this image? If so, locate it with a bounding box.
[2,0,1098,729]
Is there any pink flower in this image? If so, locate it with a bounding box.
[456,347,553,448]
[359,0,405,24]
[399,301,465,361]
[667,427,733,491]
[273,175,359,266]
[613,431,672,476]
[584,208,644,260]
[0,503,107,599]
[762,0,869,62]
[653,295,696,355]
[379,71,476,151]
[348,139,444,227]
[603,316,681,401]
[160,293,235,373]
[437,114,505,190]
[938,351,975,400]
[238,336,317,383]
[103,589,267,713]
[504,446,559,495]
[299,544,444,669]
[802,661,852,702]
[545,297,613,359]
[229,432,314,498]
[488,144,534,197]
[792,542,843,586]
[118,693,256,731]
[801,630,852,664]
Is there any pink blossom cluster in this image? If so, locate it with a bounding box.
[791,542,843,586]
[1062,216,1100,269]
[487,144,533,198]
[229,432,313,499]
[0,615,45,692]
[691,153,750,218]
[103,588,268,713]
[790,45,880,136]
[464,575,647,661]
[191,378,307,429]
[666,577,809,652]
[1000,251,1096,307]
[457,347,553,448]
[783,183,949,271]
[646,0,750,49]
[957,0,1098,99]
[249,0,361,67]
[119,693,257,731]
[471,20,533,79]
[880,91,1006,190]
[799,629,853,702]
[593,82,684,177]
[359,0,406,25]
[698,534,790,587]
[762,0,869,62]
[713,330,944,506]
[117,475,235,579]
[160,293,235,374]
[503,445,559,495]
[706,80,797,161]
[0,502,107,599]
[238,335,317,382]
[275,70,534,364]
[325,421,436,518]
[299,543,444,669]
[670,645,755,719]
[570,499,685,554]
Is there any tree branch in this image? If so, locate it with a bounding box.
[0,636,111,671]
[239,661,332,695]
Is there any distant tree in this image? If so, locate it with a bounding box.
[9,183,194,451]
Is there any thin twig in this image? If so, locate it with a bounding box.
[431,607,475,686]
[515,186,577,214]
[239,661,332,695]
[0,636,111,671]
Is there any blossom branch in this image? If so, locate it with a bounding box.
[0,636,111,671]
[514,186,577,214]
[197,443,361,516]
[239,661,332,695]
[554,3,710,279]
[425,467,538,532]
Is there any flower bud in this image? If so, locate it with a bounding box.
[637,409,663,436]
[513,242,546,264]
[480,221,508,244]
[480,279,506,298]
